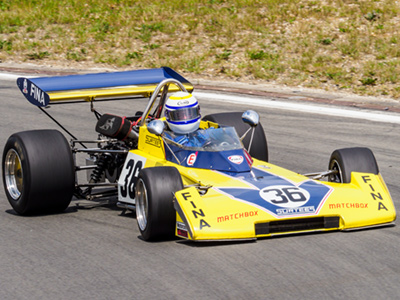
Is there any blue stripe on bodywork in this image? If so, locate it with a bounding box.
[217,167,332,217]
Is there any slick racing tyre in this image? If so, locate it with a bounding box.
[202,112,268,162]
[328,147,379,183]
[2,130,75,215]
[135,167,183,241]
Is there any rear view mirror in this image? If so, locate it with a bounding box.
[147,120,165,136]
[242,110,259,127]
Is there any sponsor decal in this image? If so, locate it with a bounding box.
[187,152,198,166]
[177,100,190,106]
[23,79,28,94]
[362,175,388,211]
[217,210,258,223]
[145,135,161,147]
[259,165,271,169]
[216,167,333,217]
[181,191,211,230]
[176,222,188,238]
[177,222,187,230]
[17,78,50,107]
[329,203,369,209]
[276,206,315,215]
[228,155,243,165]
[30,83,46,105]
[99,117,115,131]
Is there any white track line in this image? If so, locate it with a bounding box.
[2,72,399,124]
[0,73,21,80]
[194,91,400,124]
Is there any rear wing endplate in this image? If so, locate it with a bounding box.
[16,67,193,107]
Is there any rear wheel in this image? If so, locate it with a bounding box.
[135,166,183,241]
[328,147,379,183]
[203,112,268,161]
[2,130,75,215]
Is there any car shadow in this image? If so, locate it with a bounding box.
[5,206,78,217]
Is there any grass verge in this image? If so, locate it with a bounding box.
[0,0,399,98]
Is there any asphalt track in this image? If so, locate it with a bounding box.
[0,74,399,300]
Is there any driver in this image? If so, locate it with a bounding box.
[165,91,201,134]
[164,91,209,147]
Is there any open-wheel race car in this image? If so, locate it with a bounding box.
[2,67,396,241]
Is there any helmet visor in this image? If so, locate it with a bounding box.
[166,106,200,123]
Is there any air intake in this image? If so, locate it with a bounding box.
[255,217,340,236]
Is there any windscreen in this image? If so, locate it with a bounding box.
[165,127,242,151]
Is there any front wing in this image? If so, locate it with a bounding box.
[174,171,396,241]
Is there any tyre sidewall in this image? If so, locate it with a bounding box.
[329,147,379,183]
[137,167,183,241]
[3,135,33,214]
[2,130,75,215]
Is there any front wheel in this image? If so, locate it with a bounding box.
[135,166,183,241]
[328,147,379,183]
[2,130,75,215]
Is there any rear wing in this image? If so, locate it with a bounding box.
[16,67,193,107]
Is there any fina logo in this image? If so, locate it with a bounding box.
[30,83,45,105]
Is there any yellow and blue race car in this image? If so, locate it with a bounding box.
[2,67,396,241]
